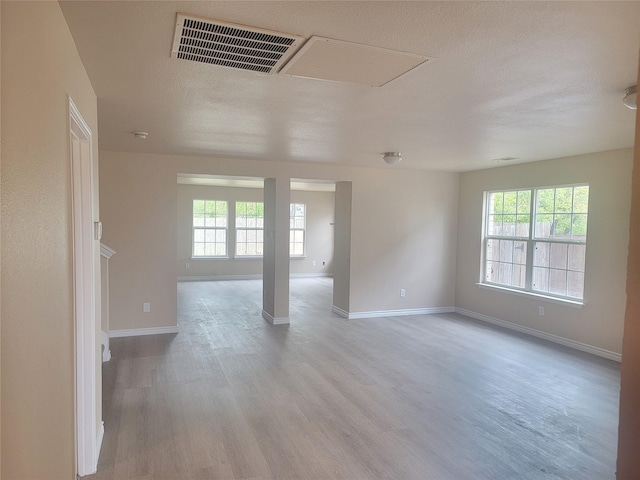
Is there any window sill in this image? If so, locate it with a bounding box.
[290,256,306,259]
[234,256,263,260]
[475,283,584,308]
[191,256,230,260]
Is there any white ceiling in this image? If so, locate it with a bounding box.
[60,1,640,172]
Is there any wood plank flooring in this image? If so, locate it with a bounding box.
[94,277,620,479]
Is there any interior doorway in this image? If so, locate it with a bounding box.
[69,96,101,476]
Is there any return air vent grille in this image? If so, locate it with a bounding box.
[171,14,305,74]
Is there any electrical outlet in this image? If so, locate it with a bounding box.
[312,261,316,266]
[143,302,151,313]
[186,262,190,269]
[538,306,544,316]
[400,289,406,297]
[322,261,326,266]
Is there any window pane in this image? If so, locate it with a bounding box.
[215,244,226,256]
[567,271,585,298]
[247,230,256,243]
[536,189,555,214]
[532,267,549,293]
[549,243,568,270]
[204,244,215,256]
[499,240,513,263]
[193,200,204,215]
[552,214,572,238]
[194,229,204,242]
[572,214,588,239]
[535,214,553,238]
[216,230,226,243]
[194,214,204,227]
[517,191,531,213]
[489,192,504,215]
[516,215,530,237]
[512,264,526,288]
[194,243,205,256]
[503,191,517,214]
[237,244,246,256]
[486,239,499,261]
[574,186,589,213]
[485,261,499,283]
[533,242,549,267]
[513,241,527,265]
[237,230,246,243]
[205,229,215,242]
[549,269,567,296]
[498,263,512,285]
[488,215,502,235]
[555,188,573,213]
[568,244,586,272]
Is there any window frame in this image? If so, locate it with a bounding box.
[289,203,306,257]
[235,201,264,257]
[192,199,228,258]
[482,183,589,303]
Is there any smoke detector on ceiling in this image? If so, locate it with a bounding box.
[171,14,305,74]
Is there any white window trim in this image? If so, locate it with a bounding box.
[290,203,306,258]
[481,184,588,303]
[192,199,228,258]
[235,201,264,258]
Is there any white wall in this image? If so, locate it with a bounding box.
[176,185,335,278]
[100,150,459,330]
[456,149,633,354]
[1,2,100,477]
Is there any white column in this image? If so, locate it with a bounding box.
[262,178,290,324]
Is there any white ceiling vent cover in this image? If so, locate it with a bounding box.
[279,36,432,87]
[171,14,305,74]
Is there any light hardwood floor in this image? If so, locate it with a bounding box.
[94,277,620,479]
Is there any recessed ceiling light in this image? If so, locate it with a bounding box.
[133,131,149,140]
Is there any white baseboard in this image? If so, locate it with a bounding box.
[109,325,179,338]
[455,307,622,362]
[178,274,262,282]
[289,273,333,278]
[262,310,290,325]
[332,305,455,320]
[96,421,104,466]
[332,305,349,318]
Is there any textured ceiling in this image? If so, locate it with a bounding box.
[60,1,640,172]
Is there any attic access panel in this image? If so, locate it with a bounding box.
[279,36,433,87]
[171,14,305,74]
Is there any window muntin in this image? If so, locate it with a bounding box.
[484,185,589,301]
[193,200,227,257]
[235,201,264,256]
[290,203,305,256]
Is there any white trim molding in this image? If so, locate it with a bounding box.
[290,273,333,278]
[178,274,262,282]
[332,306,455,320]
[262,310,290,325]
[331,305,349,318]
[101,331,111,362]
[96,421,104,463]
[455,307,621,362]
[100,243,116,259]
[109,325,179,338]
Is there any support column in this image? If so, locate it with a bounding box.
[262,177,290,324]
[332,181,353,318]
[617,55,640,478]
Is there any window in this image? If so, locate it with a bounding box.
[193,200,227,257]
[483,185,589,301]
[235,201,264,256]
[290,203,306,256]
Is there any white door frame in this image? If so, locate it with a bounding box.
[69,96,100,476]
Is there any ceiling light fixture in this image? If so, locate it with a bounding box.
[133,131,149,140]
[623,85,637,110]
[383,152,402,165]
